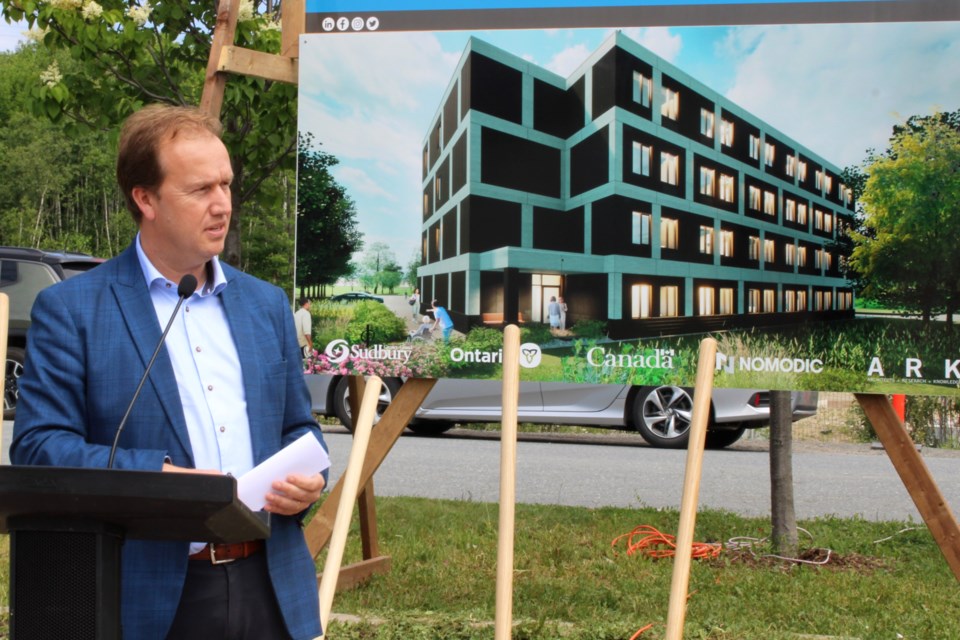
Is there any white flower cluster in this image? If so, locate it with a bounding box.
[81,0,103,20]
[48,0,83,10]
[237,0,254,22]
[40,61,62,87]
[126,1,152,26]
[259,20,281,32]
[23,26,51,43]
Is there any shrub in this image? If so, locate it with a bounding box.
[520,323,553,345]
[346,300,407,344]
[571,319,607,339]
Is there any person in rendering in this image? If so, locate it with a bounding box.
[431,299,454,342]
[558,296,568,330]
[11,104,328,640]
[294,296,313,360]
[410,287,421,319]
[547,295,561,329]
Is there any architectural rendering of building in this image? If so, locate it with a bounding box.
[418,32,855,339]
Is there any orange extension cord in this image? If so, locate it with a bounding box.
[612,525,722,639]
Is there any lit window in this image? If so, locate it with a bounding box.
[763,289,776,313]
[786,155,797,177]
[698,286,715,316]
[815,170,823,190]
[798,161,808,181]
[699,167,716,197]
[784,198,796,222]
[824,174,833,193]
[763,191,776,216]
[423,193,429,216]
[798,246,807,267]
[660,286,679,317]
[824,213,833,234]
[748,289,761,313]
[764,142,775,167]
[824,291,833,310]
[660,152,679,186]
[841,186,853,206]
[661,88,679,120]
[748,236,760,261]
[814,208,824,230]
[749,134,760,161]
[719,175,735,203]
[632,211,651,245]
[797,203,808,225]
[797,289,807,310]
[720,119,734,146]
[748,185,761,210]
[632,70,653,108]
[700,108,715,138]
[764,239,775,263]
[784,243,796,266]
[719,230,734,257]
[815,248,825,269]
[434,175,442,200]
[632,141,653,176]
[699,225,715,255]
[815,290,824,310]
[661,218,679,249]
[784,290,796,312]
[719,288,734,315]
[631,284,653,319]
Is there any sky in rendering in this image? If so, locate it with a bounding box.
[298,20,960,266]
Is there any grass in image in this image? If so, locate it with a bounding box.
[318,497,960,639]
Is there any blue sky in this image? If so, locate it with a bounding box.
[0,17,26,51]
[298,21,960,265]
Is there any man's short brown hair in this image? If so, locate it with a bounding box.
[116,104,224,222]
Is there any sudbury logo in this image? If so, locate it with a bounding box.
[324,339,351,364]
[519,343,542,369]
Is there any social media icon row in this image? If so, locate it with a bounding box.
[321,16,380,32]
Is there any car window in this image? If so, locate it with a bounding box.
[0,259,59,323]
[60,261,102,279]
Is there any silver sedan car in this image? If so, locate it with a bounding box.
[304,375,818,449]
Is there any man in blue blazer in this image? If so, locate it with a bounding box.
[12,104,327,640]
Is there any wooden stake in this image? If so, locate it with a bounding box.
[495,325,521,640]
[200,0,241,117]
[855,393,960,581]
[664,337,718,640]
[317,376,383,637]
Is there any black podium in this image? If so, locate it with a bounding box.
[0,466,270,639]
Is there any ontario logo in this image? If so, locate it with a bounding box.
[519,343,542,368]
[323,339,412,365]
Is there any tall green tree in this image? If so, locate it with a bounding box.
[850,112,960,325]
[1,0,298,280]
[296,136,363,298]
[358,242,397,295]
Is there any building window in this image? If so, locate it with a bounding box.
[423,193,429,217]
[797,203,808,225]
[824,290,833,310]
[815,290,824,311]
[660,285,679,317]
[748,288,760,313]
[784,198,796,222]
[699,225,714,255]
[719,287,734,315]
[798,161,808,181]
[824,174,833,193]
[748,185,761,210]
[632,211,651,245]
[698,286,715,316]
[841,186,852,206]
[798,246,808,267]
[661,87,679,121]
[763,289,776,313]
[764,238,775,263]
[719,230,734,257]
[632,141,653,176]
[784,243,796,266]
[700,108,715,138]
[824,213,833,234]
[631,283,653,319]
[786,155,797,178]
[434,175,443,201]
[661,218,679,249]
[749,134,760,161]
[784,289,796,312]
[815,248,825,269]
[660,152,679,185]
[632,70,653,108]
[719,174,735,203]
[814,208,824,230]
[815,169,823,190]
[699,167,716,197]
[763,191,776,216]
[764,141,775,167]
[748,236,760,261]
[797,289,807,310]
[720,119,734,147]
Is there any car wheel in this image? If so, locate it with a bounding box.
[407,421,454,436]
[4,346,25,420]
[333,376,403,432]
[704,425,746,449]
[633,385,695,449]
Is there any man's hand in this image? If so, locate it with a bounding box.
[264,473,327,516]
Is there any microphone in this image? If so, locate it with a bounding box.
[107,274,198,469]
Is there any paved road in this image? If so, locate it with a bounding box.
[321,428,960,522]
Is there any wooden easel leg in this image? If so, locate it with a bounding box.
[855,393,960,581]
[358,478,380,560]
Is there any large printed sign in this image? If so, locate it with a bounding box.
[296,1,960,394]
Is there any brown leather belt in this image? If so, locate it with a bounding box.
[189,540,264,564]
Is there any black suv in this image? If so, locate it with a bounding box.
[2,247,104,419]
